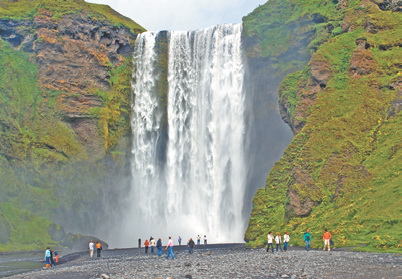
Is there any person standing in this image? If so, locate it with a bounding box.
[96,241,102,257]
[275,233,283,252]
[323,229,332,252]
[144,239,150,253]
[283,232,290,252]
[157,238,163,256]
[150,238,156,253]
[267,232,274,253]
[44,248,51,268]
[197,235,201,245]
[138,238,141,248]
[50,249,55,266]
[178,236,182,245]
[165,236,175,259]
[304,229,311,251]
[204,235,207,245]
[89,240,95,258]
[54,251,59,265]
[187,238,195,254]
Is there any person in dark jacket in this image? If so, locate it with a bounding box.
[50,249,55,266]
[187,238,195,254]
[157,238,163,256]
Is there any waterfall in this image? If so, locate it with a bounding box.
[129,24,247,243]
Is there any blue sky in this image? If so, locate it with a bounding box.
[86,0,267,31]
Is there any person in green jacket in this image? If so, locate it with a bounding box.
[304,229,311,251]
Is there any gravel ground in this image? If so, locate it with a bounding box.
[7,244,401,279]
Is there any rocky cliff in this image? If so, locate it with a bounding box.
[243,0,401,251]
[0,0,145,251]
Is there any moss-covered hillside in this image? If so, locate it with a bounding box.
[244,0,401,252]
[0,0,145,251]
[0,0,144,32]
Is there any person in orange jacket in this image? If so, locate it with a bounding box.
[54,251,59,265]
[144,239,150,253]
[322,229,332,252]
[96,241,102,257]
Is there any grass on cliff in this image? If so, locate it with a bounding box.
[91,58,133,150]
[0,203,55,252]
[0,0,145,33]
[242,0,363,76]
[0,38,89,250]
[242,0,359,58]
[245,0,401,252]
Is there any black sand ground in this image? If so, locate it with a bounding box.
[6,244,401,279]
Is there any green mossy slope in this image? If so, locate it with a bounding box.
[244,0,401,252]
[0,0,144,33]
[0,0,144,251]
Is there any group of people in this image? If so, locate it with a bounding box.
[137,234,207,259]
[44,248,59,268]
[266,232,291,252]
[88,240,103,258]
[196,235,208,245]
[45,229,334,268]
[267,229,333,253]
[303,229,333,251]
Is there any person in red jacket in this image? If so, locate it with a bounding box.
[322,229,332,252]
[144,239,150,253]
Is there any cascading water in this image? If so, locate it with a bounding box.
[128,24,247,243]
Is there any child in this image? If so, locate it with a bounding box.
[54,251,59,265]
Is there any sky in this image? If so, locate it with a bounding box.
[86,0,267,31]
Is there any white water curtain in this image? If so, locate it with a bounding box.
[128,24,247,244]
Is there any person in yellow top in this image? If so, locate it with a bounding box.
[96,241,102,257]
[322,229,332,252]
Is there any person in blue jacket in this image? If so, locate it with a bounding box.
[304,229,311,251]
[44,248,51,268]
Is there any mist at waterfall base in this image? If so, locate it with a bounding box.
[112,24,292,247]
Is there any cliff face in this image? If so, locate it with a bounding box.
[1,13,134,157]
[0,0,145,251]
[244,0,401,251]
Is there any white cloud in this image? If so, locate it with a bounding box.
[86,0,267,31]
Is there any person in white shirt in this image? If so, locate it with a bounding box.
[275,233,283,252]
[267,232,274,253]
[150,238,156,253]
[165,236,175,259]
[283,232,290,251]
[88,240,94,258]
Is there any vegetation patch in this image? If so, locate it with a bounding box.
[245,0,401,252]
[0,0,142,251]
